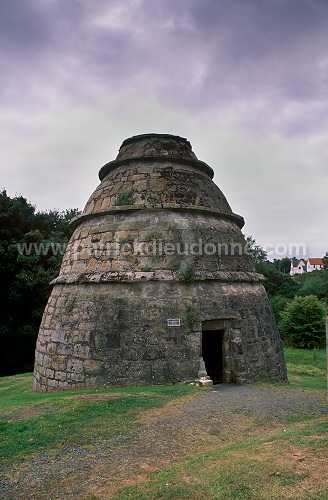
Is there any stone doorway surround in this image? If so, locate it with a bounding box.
[198,316,244,386]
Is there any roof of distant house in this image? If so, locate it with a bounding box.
[291,258,307,266]
[308,258,323,265]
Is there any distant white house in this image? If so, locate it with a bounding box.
[290,258,307,275]
[307,258,324,272]
[290,258,323,276]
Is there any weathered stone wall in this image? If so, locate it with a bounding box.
[34,280,286,391]
[33,133,287,391]
[53,211,259,282]
[84,161,235,217]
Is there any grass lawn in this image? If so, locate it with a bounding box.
[111,348,328,500]
[284,347,327,389]
[112,416,327,500]
[0,348,327,499]
[0,375,201,461]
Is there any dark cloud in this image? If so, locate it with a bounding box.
[0,0,51,51]
[182,0,328,102]
[1,0,328,134]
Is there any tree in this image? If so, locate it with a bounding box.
[0,190,80,376]
[322,251,328,270]
[243,236,299,298]
[295,269,328,299]
[279,295,326,348]
[256,261,300,298]
[244,235,267,265]
[273,257,291,274]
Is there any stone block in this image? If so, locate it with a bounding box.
[56,343,72,356]
[73,343,91,359]
[84,376,103,388]
[36,341,47,353]
[198,377,214,388]
[42,354,52,369]
[115,231,138,241]
[47,379,59,389]
[52,355,68,371]
[42,315,51,329]
[54,371,67,382]
[50,330,67,343]
[80,229,89,238]
[47,343,57,355]
[67,358,84,374]
[67,372,85,382]
[45,368,55,378]
[231,319,243,329]
[83,359,102,375]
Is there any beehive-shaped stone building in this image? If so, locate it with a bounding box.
[34,134,287,391]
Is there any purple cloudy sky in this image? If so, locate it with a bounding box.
[1,0,327,259]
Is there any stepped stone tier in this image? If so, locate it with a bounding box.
[33,133,287,391]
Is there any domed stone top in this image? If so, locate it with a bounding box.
[117,133,197,160]
[70,133,244,231]
[98,133,214,181]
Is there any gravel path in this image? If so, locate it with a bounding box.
[1,384,327,500]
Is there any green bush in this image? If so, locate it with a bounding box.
[269,295,290,323]
[279,295,327,348]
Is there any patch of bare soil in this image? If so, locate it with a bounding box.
[1,385,327,500]
[65,393,133,401]
[5,405,55,422]
[64,392,152,401]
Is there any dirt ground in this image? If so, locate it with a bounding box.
[1,384,327,499]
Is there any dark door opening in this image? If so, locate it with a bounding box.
[202,330,224,384]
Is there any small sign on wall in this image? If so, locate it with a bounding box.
[167,318,181,327]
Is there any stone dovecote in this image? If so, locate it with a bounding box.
[33,133,287,391]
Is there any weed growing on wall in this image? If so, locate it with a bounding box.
[114,192,134,206]
[179,261,196,281]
